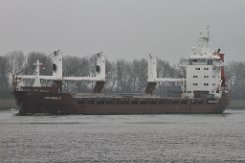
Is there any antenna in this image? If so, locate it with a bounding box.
[198,26,211,55]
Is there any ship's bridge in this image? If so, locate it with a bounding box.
[180,54,223,67]
[179,27,225,99]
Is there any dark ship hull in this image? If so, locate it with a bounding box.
[13,88,230,115]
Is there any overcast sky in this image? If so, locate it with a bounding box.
[0,0,244,64]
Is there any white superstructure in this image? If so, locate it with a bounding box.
[180,27,225,99]
[146,27,225,100]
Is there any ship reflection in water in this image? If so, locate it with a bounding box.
[0,109,245,162]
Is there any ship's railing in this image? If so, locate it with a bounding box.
[15,86,59,93]
[72,92,159,99]
[75,97,212,105]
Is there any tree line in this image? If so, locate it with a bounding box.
[0,50,244,99]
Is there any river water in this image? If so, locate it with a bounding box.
[0,110,245,163]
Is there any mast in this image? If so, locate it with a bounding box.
[32,60,42,87]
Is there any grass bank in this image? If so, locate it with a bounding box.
[0,98,16,110]
[228,100,245,110]
[0,93,16,110]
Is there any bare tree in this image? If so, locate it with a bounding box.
[116,59,132,92]
[156,58,182,97]
[227,61,245,99]
[63,55,90,92]
[104,60,117,93]
[25,52,52,75]
[0,56,10,92]
[6,50,26,75]
[130,59,147,92]
[157,59,177,78]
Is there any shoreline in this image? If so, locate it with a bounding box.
[0,98,17,110]
[227,100,245,110]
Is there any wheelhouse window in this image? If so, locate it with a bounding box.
[207,60,213,65]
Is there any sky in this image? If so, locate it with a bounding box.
[0,0,245,64]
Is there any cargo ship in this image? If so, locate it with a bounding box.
[13,27,230,115]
